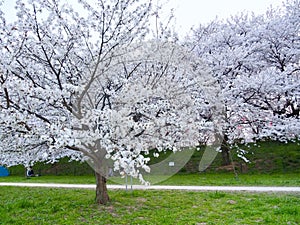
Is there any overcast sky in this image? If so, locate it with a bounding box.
[164,0,283,35]
[2,0,283,36]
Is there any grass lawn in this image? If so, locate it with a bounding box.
[0,186,299,224]
[1,172,300,186]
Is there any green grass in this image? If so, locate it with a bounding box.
[0,175,97,184]
[231,140,300,173]
[158,173,300,186]
[184,140,300,173]
[6,141,300,177]
[1,141,298,224]
[1,172,300,186]
[0,186,299,224]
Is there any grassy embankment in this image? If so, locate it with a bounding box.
[6,140,300,176]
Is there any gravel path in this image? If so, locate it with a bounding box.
[1,182,300,193]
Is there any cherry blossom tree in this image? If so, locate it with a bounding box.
[188,0,300,165]
[0,0,220,204]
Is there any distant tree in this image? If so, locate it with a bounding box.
[0,0,218,204]
[188,0,300,165]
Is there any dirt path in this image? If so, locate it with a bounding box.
[1,182,300,193]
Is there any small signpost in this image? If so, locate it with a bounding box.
[168,162,175,167]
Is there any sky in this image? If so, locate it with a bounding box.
[164,0,283,35]
[1,0,283,36]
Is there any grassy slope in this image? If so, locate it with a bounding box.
[0,187,299,225]
[183,140,300,173]
[2,142,300,183]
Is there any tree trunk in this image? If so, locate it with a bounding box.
[221,135,231,166]
[95,171,110,205]
[221,146,231,165]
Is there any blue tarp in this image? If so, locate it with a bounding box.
[0,166,9,176]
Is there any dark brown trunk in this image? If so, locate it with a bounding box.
[221,147,231,165]
[221,135,231,166]
[95,172,110,205]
